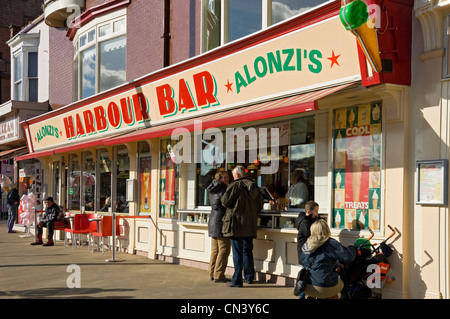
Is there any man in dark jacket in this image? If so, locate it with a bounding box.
[7,184,20,233]
[296,200,320,264]
[31,197,60,246]
[221,166,263,287]
[207,171,231,282]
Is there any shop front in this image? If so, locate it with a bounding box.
[17,4,412,297]
[0,100,48,220]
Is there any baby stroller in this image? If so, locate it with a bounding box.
[338,225,396,299]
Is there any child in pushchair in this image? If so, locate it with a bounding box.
[338,225,396,299]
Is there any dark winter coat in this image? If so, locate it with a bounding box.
[207,180,228,238]
[41,203,61,224]
[295,211,321,264]
[221,177,263,238]
[301,236,356,288]
[7,188,20,208]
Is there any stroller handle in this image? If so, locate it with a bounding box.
[387,224,396,238]
[355,227,375,252]
[367,226,374,240]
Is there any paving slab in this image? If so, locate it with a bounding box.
[0,221,296,300]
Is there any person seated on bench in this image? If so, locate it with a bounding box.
[31,197,61,247]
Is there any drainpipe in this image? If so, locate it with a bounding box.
[162,0,171,67]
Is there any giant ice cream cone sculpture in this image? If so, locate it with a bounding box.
[340,0,382,73]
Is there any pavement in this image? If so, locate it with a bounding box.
[0,220,296,301]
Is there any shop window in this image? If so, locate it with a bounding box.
[82,151,96,211]
[52,161,60,205]
[287,117,315,208]
[202,0,330,52]
[138,142,152,215]
[17,160,44,224]
[195,116,315,210]
[68,154,80,211]
[160,139,180,218]
[97,148,112,212]
[332,103,382,231]
[114,146,130,213]
[73,14,126,101]
[1,160,15,213]
[196,137,227,207]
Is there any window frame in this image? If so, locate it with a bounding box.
[331,103,383,231]
[192,115,316,211]
[73,10,127,101]
[96,148,113,213]
[201,0,332,53]
[12,48,39,102]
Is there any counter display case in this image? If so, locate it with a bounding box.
[177,209,308,232]
[258,211,300,233]
[177,209,210,225]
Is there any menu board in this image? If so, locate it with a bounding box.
[417,160,448,205]
[332,102,382,231]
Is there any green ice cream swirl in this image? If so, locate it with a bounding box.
[339,0,369,30]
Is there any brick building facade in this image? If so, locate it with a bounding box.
[0,0,43,104]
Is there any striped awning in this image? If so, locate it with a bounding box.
[0,146,28,160]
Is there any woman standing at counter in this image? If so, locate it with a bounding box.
[207,171,231,282]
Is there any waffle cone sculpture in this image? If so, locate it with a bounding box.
[340,0,382,73]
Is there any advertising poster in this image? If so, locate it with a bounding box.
[159,140,178,218]
[165,153,176,205]
[139,157,151,213]
[333,102,382,230]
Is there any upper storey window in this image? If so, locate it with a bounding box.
[202,0,330,52]
[9,34,40,102]
[73,12,126,101]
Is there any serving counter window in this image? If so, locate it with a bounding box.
[196,138,226,207]
[52,161,60,205]
[114,146,130,213]
[286,117,315,208]
[159,139,179,218]
[68,154,80,211]
[82,151,96,211]
[332,103,382,231]
[97,148,112,212]
[194,116,315,210]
